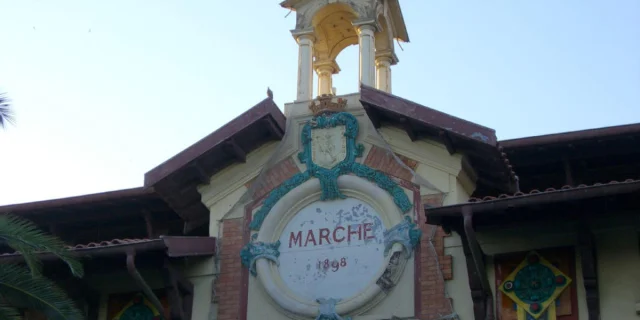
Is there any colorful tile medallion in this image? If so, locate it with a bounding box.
[499,251,571,319]
[112,294,162,320]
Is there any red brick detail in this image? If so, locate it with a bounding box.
[244,178,255,190]
[215,218,244,320]
[247,157,300,199]
[421,194,444,209]
[364,146,418,181]
[416,193,455,319]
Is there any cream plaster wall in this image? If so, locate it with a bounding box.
[377,126,476,320]
[199,95,476,320]
[595,226,640,319]
[197,94,639,320]
[475,214,640,320]
[476,223,588,320]
[92,257,214,320]
[244,260,417,320]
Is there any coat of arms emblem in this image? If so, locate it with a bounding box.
[311,126,347,169]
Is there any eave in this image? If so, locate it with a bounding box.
[0,236,216,263]
[501,122,640,149]
[360,85,517,195]
[426,179,640,228]
[144,98,286,233]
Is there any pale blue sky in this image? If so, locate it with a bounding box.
[0,1,638,205]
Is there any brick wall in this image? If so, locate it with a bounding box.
[244,157,300,200]
[215,218,244,320]
[366,146,454,319]
[218,149,456,320]
[364,145,418,181]
[216,158,301,320]
[418,193,454,319]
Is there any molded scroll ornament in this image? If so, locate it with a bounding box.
[499,251,571,319]
[383,216,422,258]
[240,234,281,277]
[249,110,412,231]
[316,298,352,320]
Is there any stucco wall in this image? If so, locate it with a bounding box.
[199,95,476,320]
[596,225,640,319]
[475,214,640,320]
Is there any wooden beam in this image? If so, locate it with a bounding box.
[399,117,418,141]
[439,130,456,155]
[507,143,640,167]
[457,228,487,320]
[459,206,494,320]
[363,106,381,128]
[163,260,194,320]
[563,156,574,186]
[578,225,600,320]
[164,271,185,320]
[183,214,210,234]
[476,176,511,193]
[86,294,100,320]
[54,277,101,320]
[142,210,155,239]
[224,139,247,163]
[191,162,212,185]
[262,117,284,139]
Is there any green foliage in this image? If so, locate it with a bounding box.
[0,93,14,129]
[0,304,21,320]
[0,215,83,278]
[0,264,83,320]
[0,215,85,320]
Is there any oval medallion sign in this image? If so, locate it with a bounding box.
[278,197,385,301]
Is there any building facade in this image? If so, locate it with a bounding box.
[1,1,639,320]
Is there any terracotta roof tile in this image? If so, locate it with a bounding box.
[467,179,640,204]
[0,238,155,257]
[68,238,154,249]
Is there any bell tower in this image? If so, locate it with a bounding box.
[281,0,409,101]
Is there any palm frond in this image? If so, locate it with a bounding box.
[0,264,83,320]
[0,215,83,278]
[0,304,21,320]
[0,94,15,129]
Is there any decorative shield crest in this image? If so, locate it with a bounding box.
[311,126,347,169]
[249,107,413,231]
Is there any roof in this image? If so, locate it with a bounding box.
[144,97,286,232]
[0,236,216,263]
[500,123,640,149]
[426,179,640,226]
[360,85,518,194]
[0,187,157,216]
[0,187,179,230]
[499,122,640,192]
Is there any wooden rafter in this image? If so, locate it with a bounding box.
[224,139,247,163]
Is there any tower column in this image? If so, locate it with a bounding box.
[375,52,398,93]
[294,32,315,101]
[315,61,340,96]
[355,23,377,87]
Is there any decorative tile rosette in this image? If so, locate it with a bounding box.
[499,251,571,319]
[112,294,162,320]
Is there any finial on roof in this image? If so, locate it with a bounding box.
[267,87,273,100]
